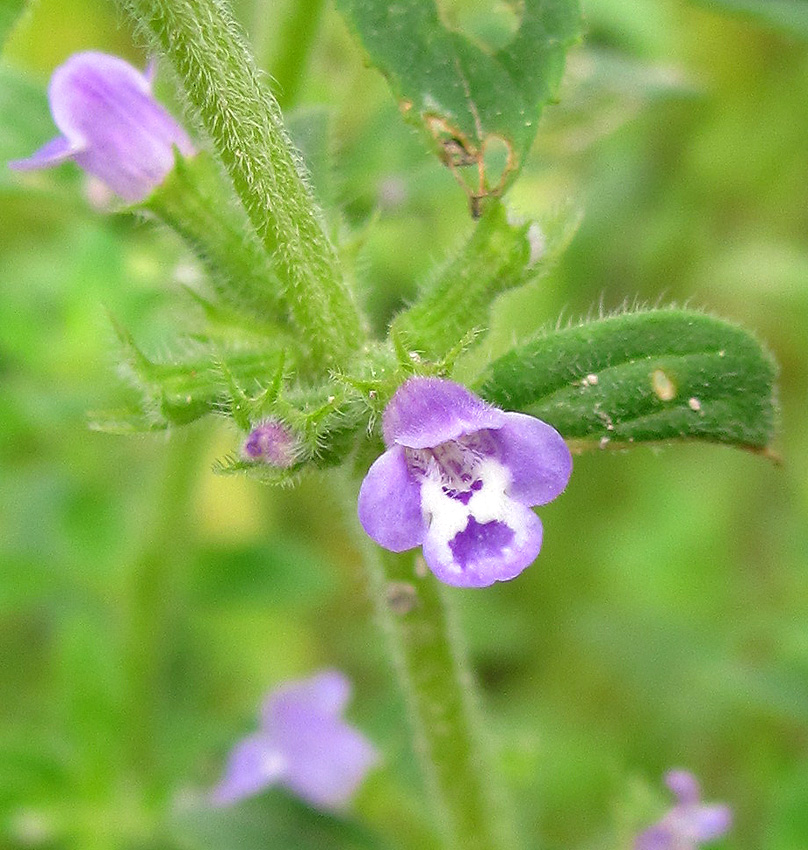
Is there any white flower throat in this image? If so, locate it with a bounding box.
[405,433,525,574]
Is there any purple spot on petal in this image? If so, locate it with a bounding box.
[444,487,473,504]
[449,518,514,570]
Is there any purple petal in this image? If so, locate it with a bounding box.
[211,734,286,806]
[263,670,352,726]
[45,51,193,201]
[358,446,424,552]
[279,715,378,810]
[263,674,377,810]
[665,770,701,806]
[493,412,572,506]
[8,135,80,171]
[634,824,674,850]
[422,501,543,588]
[680,804,733,842]
[382,377,505,449]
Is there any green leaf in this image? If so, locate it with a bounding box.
[692,0,808,40]
[391,200,580,360]
[104,317,292,430]
[475,309,778,450]
[336,0,582,213]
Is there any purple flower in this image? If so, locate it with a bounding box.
[635,770,732,850]
[212,670,378,811]
[358,377,572,588]
[242,420,298,467]
[9,51,194,202]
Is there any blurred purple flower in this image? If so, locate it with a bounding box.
[635,770,732,850]
[212,670,377,811]
[9,51,194,202]
[358,377,572,588]
[242,420,298,467]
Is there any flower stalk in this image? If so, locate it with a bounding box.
[114,0,364,371]
[352,494,520,850]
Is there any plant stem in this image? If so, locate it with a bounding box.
[143,151,289,330]
[116,0,364,371]
[268,0,326,110]
[348,478,520,850]
[124,428,202,794]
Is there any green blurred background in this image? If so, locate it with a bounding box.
[1,0,806,848]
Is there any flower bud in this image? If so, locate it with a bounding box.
[242,420,298,468]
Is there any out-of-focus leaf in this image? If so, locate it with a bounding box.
[693,0,808,40]
[0,66,56,186]
[0,0,26,51]
[192,540,337,607]
[476,309,778,450]
[534,48,699,158]
[171,794,389,850]
[336,0,581,213]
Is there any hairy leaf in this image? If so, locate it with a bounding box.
[391,200,579,360]
[143,152,290,329]
[476,309,777,450]
[336,0,582,213]
[103,318,292,430]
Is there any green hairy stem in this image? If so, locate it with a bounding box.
[349,478,519,850]
[144,151,289,327]
[115,0,364,370]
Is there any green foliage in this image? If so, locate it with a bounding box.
[391,200,579,360]
[2,1,805,850]
[0,66,57,188]
[476,309,777,449]
[335,0,582,214]
[0,0,26,51]
[143,151,290,330]
[115,0,364,370]
[93,317,290,431]
[693,0,808,39]
[171,793,389,850]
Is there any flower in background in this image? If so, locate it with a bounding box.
[9,51,194,202]
[358,377,572,588]
[635,770,732,850]
[212,670,377,811]
[242,420,298,467]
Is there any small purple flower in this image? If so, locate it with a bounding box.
[212,670,377,811]
[635,770,732,850]
[358,377,572,588]
[9,51,194,202]
[242,420,298,467]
